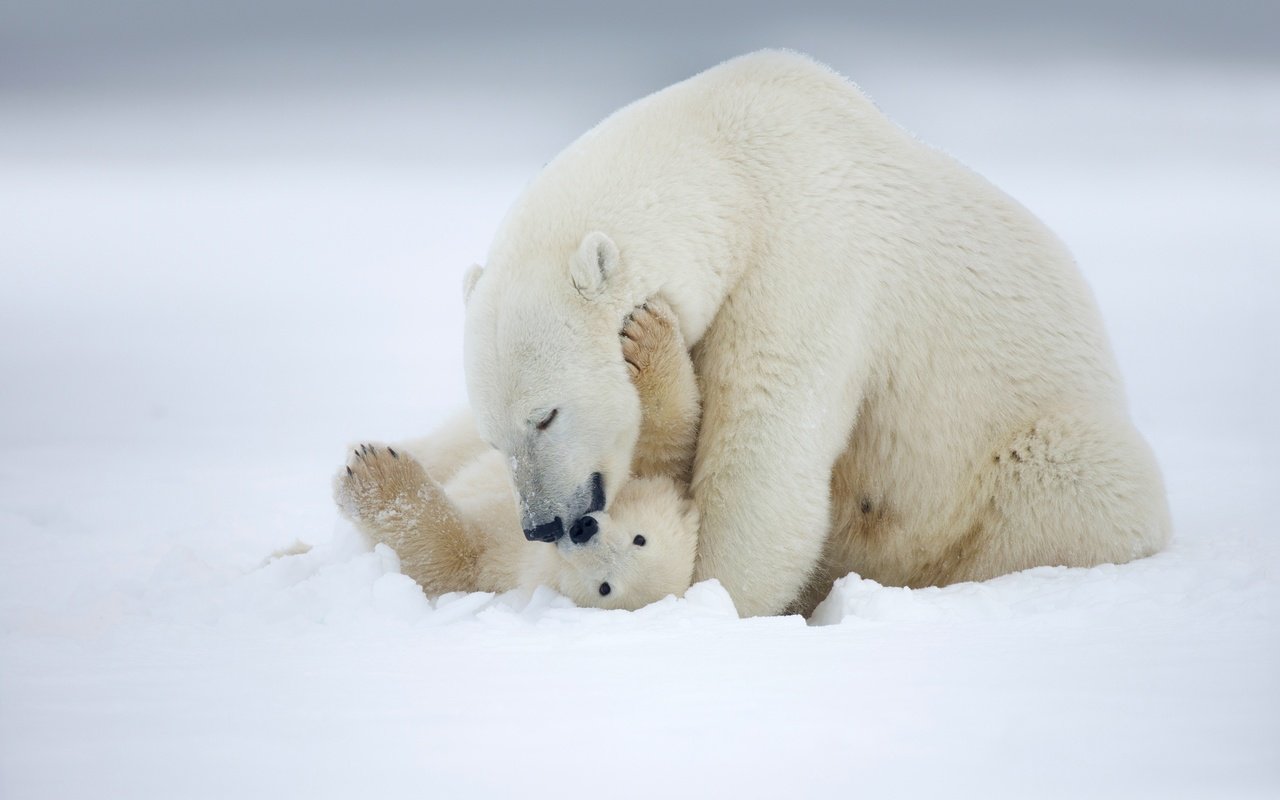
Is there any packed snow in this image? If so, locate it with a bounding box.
[1,34,1277,799]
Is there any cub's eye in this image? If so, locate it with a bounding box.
[598,582,611,596]
[633,535,646,547]
[536,408,558,431]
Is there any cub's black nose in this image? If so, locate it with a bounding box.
[569,515,599,544]
[524,517,564,543]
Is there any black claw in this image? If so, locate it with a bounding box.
[346,466,353,476]
[388,447,397,458]
[353,448,361,459]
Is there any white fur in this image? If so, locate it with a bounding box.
[336,443,699,611]
[521,476,698,611]
[461,50,1171,616]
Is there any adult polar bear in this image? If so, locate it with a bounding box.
[455,50,1170,616]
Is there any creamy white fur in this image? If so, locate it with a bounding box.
[334,300,703,610]
[462,50,1171,616]
[334,441,699,611]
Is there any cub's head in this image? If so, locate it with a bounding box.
[463,231,642,543]
[548,476,698,610]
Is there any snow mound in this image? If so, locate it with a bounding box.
[133,522,744,634]
[811,538,1272,627]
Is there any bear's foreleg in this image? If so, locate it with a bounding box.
[694,403,853,611]
[688,282,865,617]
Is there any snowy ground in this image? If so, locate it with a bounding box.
[2,36,1278,799]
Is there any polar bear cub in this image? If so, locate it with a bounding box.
[334,301,701,611]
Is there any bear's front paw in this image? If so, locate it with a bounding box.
[333,443,430,527]
[621,298,684,380]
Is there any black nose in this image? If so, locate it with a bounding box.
[524,517,564,543]
[569,515,599,544]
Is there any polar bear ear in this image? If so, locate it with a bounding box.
[570,232,619,300]
[462,263,484,305]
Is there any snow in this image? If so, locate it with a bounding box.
[2,38,1278,799]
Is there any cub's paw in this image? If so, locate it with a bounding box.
[333,443,430,528]
[621,298,685,382]
[621,298,700,483]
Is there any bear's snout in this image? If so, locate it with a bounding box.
[521,473,606,545]
[524,517,565,543]
[569,515,599,544]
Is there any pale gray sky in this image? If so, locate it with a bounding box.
[4,0,1277,95]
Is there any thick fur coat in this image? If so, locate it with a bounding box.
[453,50,1168,616]
[336,303,703,610]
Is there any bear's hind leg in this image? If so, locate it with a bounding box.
[334,444,481,593]
[930,408,1171,584]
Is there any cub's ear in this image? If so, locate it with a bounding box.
[462,263,484,304]
[570,231,619,300]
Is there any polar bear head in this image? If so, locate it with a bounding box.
[463,231,643,544]
[549,476,698,610]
